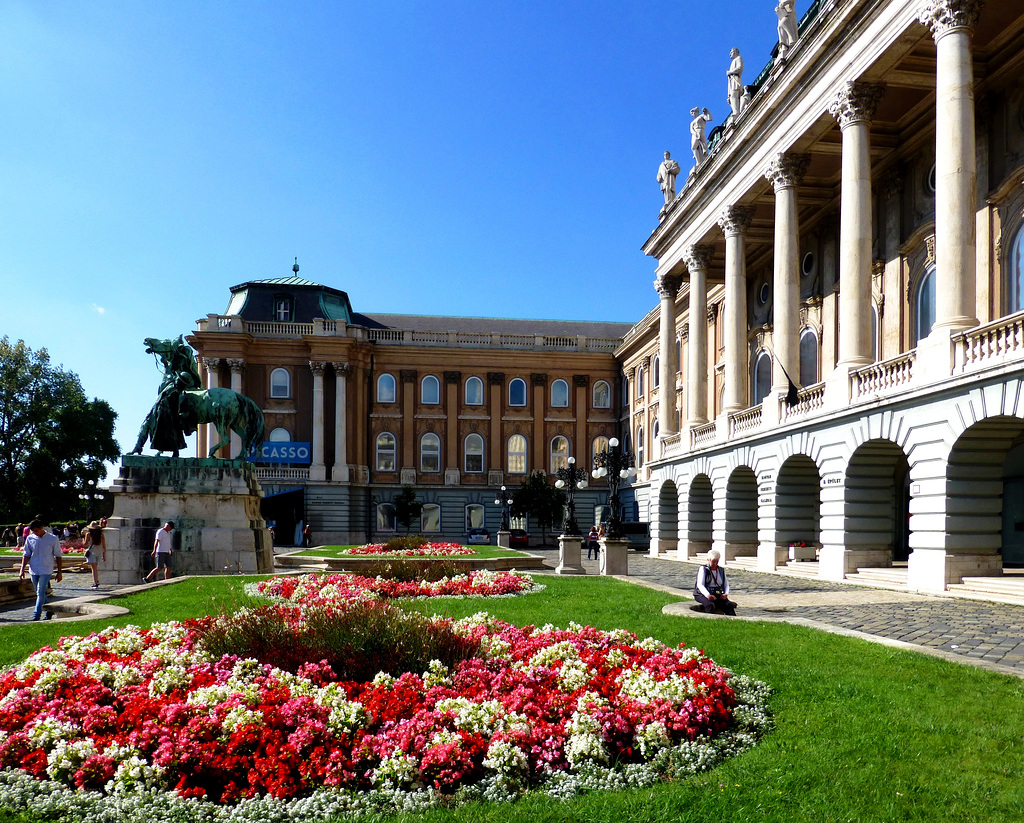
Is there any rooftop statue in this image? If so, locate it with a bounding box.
[657,151,682,207]
[776,0,798,56]
[130,336,264,459]
[690,107,713,166]
[727,48,745,117]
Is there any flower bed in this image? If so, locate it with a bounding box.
[337,542,474,557]
[0,605,771,822]
[248,570,539,606]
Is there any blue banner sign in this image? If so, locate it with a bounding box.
[251,441,312,464]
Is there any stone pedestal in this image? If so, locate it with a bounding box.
[496,530,511,549]
[104,456,273,584]
[599,538,629,576]
[555,535,585,575]
[908,548,1002,593]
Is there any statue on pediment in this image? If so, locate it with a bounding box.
[690,107,713,165]
[776,0,798,55]
[728,48,745,117]
[657,151,681,206]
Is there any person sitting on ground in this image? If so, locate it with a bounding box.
[81,520,107,589]
[694,549,736,615]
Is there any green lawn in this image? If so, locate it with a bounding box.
[292,544,530,560]
[2,574,1023,822]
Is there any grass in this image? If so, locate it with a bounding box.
[292,544,529,559]
[2,574,1024,822]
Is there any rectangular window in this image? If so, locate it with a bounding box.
[421,504,441,533]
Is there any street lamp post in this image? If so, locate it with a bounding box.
[554,457,588,536]
[494,485,514,532]
[591,437,637,539]
[78,480,105,522]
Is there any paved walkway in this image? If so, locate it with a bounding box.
[528,547,1024,679]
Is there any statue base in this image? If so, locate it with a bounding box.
[555,535,585,575]
[102,456,273,583]
[599,538,630,576]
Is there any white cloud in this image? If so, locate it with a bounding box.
[92,303,106,315]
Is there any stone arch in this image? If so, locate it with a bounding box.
[650,478,679,557]
[773,454,822,565]
[840,439,911,573]
[721,465,758,561]
[683,474,714,560]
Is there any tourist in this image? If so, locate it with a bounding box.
[303,524,312,548]
[15,523,25,549]
[145,521,174,582]
[82,520,107,589]
[19,519,63,621]
[694,549,736,615]
[587,526,600,560]
[1,525,14,547]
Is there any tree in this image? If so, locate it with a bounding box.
[0,337,120,522]
[511,470,566,547]
[393,486,423,535]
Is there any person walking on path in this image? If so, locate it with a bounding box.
[19,519,63,621]
[694,549,736,615]
[81,520,107,589]
[145,522,174,582]
[586,526,600,560]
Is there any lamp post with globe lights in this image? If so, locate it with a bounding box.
[78,480,106,522]
[591,437,637,540]
[494,485,514,531]
[554,457,588,536]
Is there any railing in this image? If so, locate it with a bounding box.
[691,421,717,449]
[255,467,311,481]
[957,310,1024,372]
[456,332,492,346]
[586,338,621,352]
[411,330,449,344]
[246,322,314,336]
[852,352,915,400]
[782,382,825,421]
[730,406,762,436]
[499,334,536,347]
[367,328,405,343]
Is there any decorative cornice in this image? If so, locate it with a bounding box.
[309,361,327,376]
[680,323,689,342]
[443,370,461,384]
[871,259,886,279]
[717,205,754,236]
[925,235,936,266]
[572,374,590,388]
[764,152,810,191]
[332,362,350,375]
[530,373,548,386]
[487,371,504,386]
[683,244,714,273]
[918,0,983,39]
[707,303,720,323]
[400,369,417,383]
[828,81,885,129]
[204,357,223,371]
[226,358,245,373]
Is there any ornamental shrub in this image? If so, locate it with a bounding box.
[192,602,481,681]
[358,557,473,582]
[384,535,428,552]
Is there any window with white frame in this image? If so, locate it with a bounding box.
[592,435,609,468]
[377,373,396,403]
[653,356,660,388]
[465,504,485,530]
[465,376,484,405]
[799,329,818,386]
[636,427,644,468]
[550,436,569,473]
[636,366,644,397]
[676,337,682,372]
[376,503,396,532]
[593,380,610,408]
[375,432,396,472]
[420,432,441,473]
[421,504,441,533]
[509,378,527,406]
[753,351,772,406]
[1010,224,1024,314]
[273,296,292,322]
[507,434,527,474]
[550,379,569,408]
[421,375,440,405]
[464,433,484,473]
[914,265,936,346]
[270,368,290,398]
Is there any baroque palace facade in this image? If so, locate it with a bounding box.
[622,0,1024,593]
[188,271,632,545]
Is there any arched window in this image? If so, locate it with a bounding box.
[592,380,611,408]
[550,436,569,473]
[872,304,880,362]
[550,379,569,408]
[375,432,396,472]
[636,366,645,398]
[509,378,527,407]
[421,504,441,533]
[653,420,660,441]
[268,427,290,441]
[465,504,485,530]
[421,375,440,405]
[376,373,396,403]
[420,432,441,473]
[799,329,818,386]
[753,351,772,406]
[676,337,682,373]
[914,265,936,346]
[507,434,527,474]
[465,376,484,405]
[270,368,290,399]
[1010,224,1024,314]
[464,433,484,473]
[592,436,609,468]
[376,503,396,532]
[273,295,293,322]
[636,427,644,469]
[653,356,660,388]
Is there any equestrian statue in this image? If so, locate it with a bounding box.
[130,336,264,459]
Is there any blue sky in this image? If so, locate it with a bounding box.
[0,1,801,476]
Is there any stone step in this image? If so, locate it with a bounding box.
[726,555,759,571]
[778,560,820,579]
[848,566,909,586]
[946,576,1024,606]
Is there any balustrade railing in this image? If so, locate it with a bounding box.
[730,406,762,436]
[255,467,311,481]
[852,352,915,399]
[246,321,314,336]
[690,421,717,449]
[782,382,825,421]
[957,310,1024,372]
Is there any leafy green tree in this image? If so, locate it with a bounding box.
[393,485,423,535]
[0,337,120,522]
[511,470,566,547]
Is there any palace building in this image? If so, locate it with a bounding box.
[188,270,632,545]
[622,0,1024,594]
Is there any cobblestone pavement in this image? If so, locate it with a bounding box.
[530,547,1024,678]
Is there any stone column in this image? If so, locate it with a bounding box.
[332,363,349,482]
[309,361,327,481]
[196,356,209,458]
[227,358,245,458]
[919,0,981,334]
[717,206,755,414]
[828,81,885,370]
[765,153,810,394]
[684,245,714,428]
[205,358,222,457]
[655,274,681,438]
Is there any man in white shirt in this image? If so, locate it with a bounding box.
[694,549,736,615]
[19,519,63,621]
[145,521,175,582]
